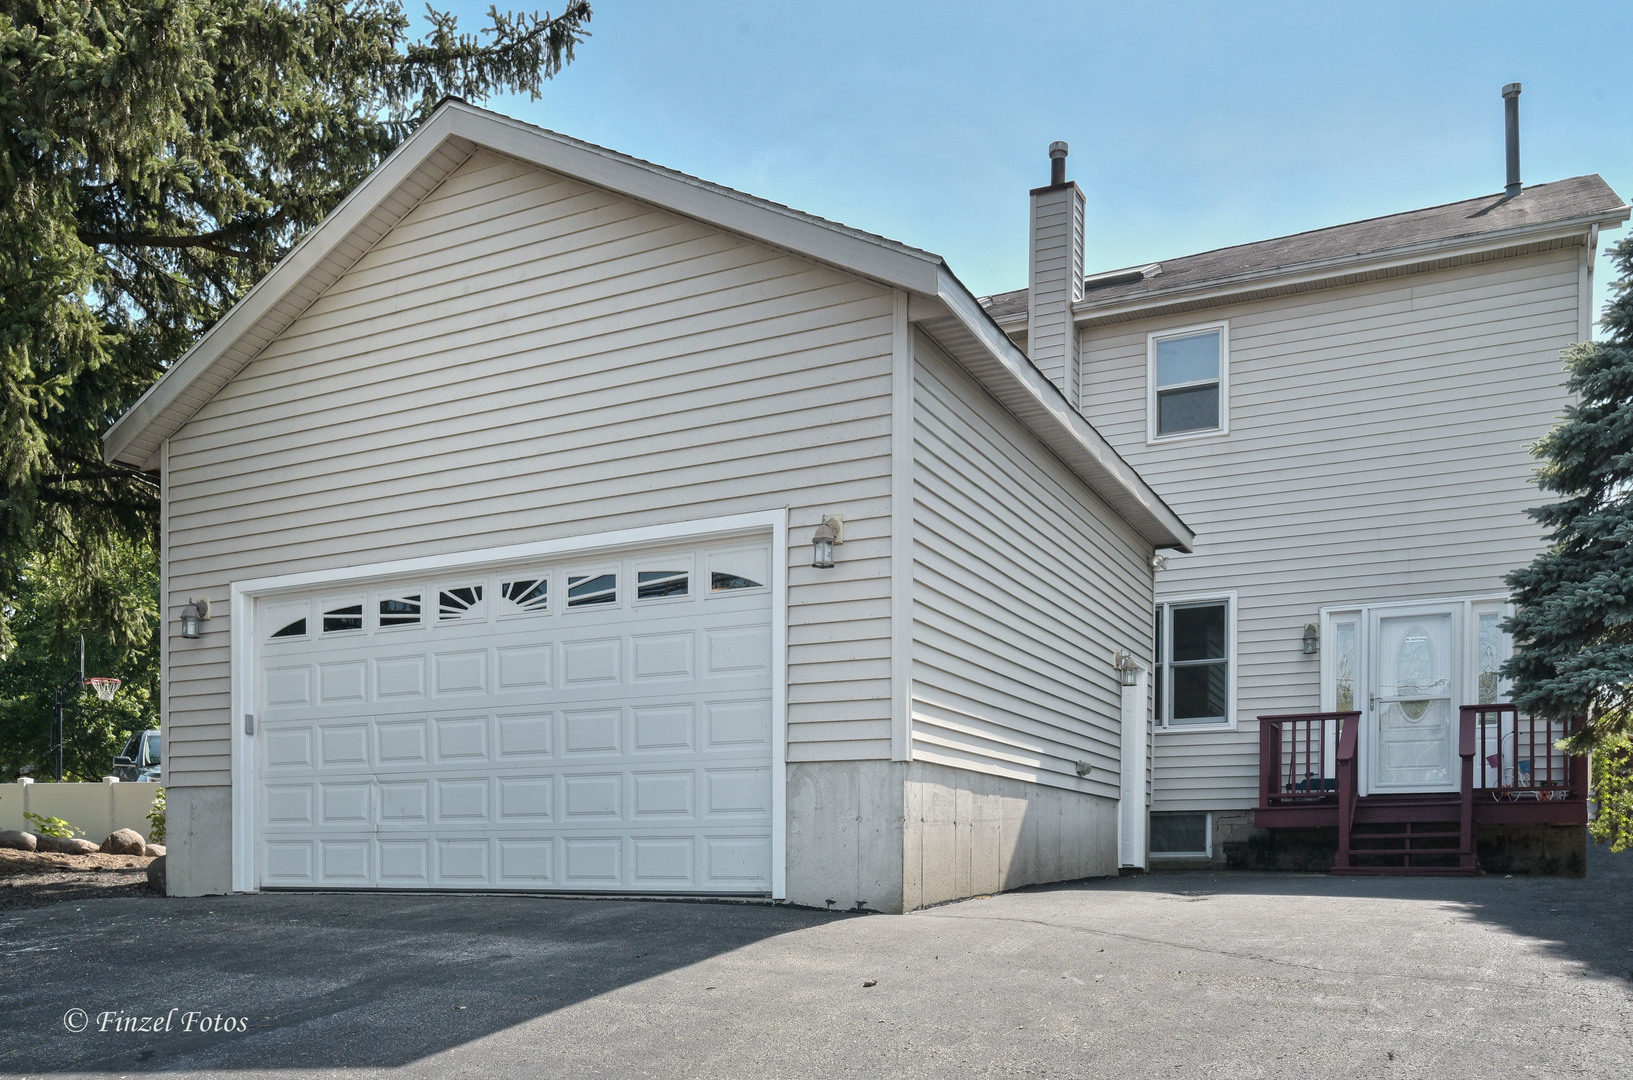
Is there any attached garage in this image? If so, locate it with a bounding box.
[107,102,1191,910]
[238,527,785,895]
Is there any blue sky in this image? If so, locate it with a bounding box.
[433,1,1633,327]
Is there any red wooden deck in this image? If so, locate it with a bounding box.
[1256,706,1586,874]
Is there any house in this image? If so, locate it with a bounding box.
[981,85,1629,873]
[102,101,1192,909]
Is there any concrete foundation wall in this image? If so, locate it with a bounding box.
[902,760,1119,911]
[785,761,906,913]
[165,786,233,897]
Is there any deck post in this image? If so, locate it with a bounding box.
[1334,714,1358,870]
[1458,707,1477,871]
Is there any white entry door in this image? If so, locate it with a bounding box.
[250,539,775,894]
[1366,606,1460,794]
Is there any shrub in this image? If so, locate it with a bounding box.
[23,811,79,839]
[147,786,166,845]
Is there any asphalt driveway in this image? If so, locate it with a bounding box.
[3,844,1629,1079]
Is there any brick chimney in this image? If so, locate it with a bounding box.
[1027,141,1086,399]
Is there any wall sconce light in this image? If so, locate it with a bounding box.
[180,598,212,640]
[1302,623,1319,655]
[811,514,844,569]
[1113,649,1141,686]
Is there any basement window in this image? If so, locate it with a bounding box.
[1150,812,1211,858]
[1148,323,1228,440]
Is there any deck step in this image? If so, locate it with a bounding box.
[1331,866,1477,877]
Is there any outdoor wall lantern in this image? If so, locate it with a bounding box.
[180,598,212,639]
[1113,649,1141,686]
[1302,623,1319,655]
[811,514,844,569]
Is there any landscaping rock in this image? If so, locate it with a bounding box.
[0,829,37,852]
[143,843,166,858]
[36,834,101,856]
[146,854,166,893]
[99,829,146,856]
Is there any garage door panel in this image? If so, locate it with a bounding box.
[632,704,694,752]
[376,719,430,765]
[374,655,427,699]
[433,715,489,763]
[632,837,695,885]
[379,840,431,884]
[318,839,372,885]
[255,539,775,894]
[496,712,554,757]
[496,645,553,690]
[496,776,554,820]
[497,840,554,884]
[318,662,368,704]
[706,698,773,748]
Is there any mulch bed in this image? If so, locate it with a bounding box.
[0,848,157,911]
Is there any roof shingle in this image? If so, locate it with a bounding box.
[981,174,1627,319]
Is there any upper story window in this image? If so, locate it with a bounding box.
[1148,322,1228,441]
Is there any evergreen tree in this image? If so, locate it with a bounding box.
[1503,235,1633,850]
[0,0,592,656]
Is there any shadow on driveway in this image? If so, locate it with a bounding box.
[0,891,851,1073]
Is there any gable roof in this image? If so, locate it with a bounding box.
[102,100,1192,550]
[982,174,1629,323]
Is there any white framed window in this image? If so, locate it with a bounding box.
[1150,811,1212,858]
[566,569,618,609]
[1155,592,1236,729]
[635,555,692,603]
[1147,321,1228,442]
[318,595,365,635]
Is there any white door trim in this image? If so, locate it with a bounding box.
[230,508,791,897]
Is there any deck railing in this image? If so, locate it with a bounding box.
[1258,712,1357,806]
[1460,704,1583,801]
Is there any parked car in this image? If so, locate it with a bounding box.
[113,730,161,782]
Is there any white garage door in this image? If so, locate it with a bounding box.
[251,539,775,894]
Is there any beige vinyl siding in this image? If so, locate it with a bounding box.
[163,149,898,785]
[1025,188,1079,395]
[911,334,1153,797]
[1080,246,1583,811]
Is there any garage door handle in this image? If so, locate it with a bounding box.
[244,713,255,736]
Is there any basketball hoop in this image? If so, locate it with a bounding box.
[85,677,121,702]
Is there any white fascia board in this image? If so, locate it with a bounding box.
[1072,211,1631,324]
[931,266,1194,551]
[102,107,468,469]
[103,101,944,470]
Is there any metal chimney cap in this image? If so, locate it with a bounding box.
[1502,82,1522,98]
[1048,141,1069,159]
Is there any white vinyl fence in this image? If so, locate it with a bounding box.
[0,779,160,845]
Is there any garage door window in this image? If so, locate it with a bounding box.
[499,578,550,617]
[438,585,484,622]
[377,593,422,628]
[637,568,690,601]
[322,600,364,634]
[272,617,307,639]
[568,572,617,607]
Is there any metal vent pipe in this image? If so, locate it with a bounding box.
[1503,82,1522,197]
[1049,141,1068,186]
